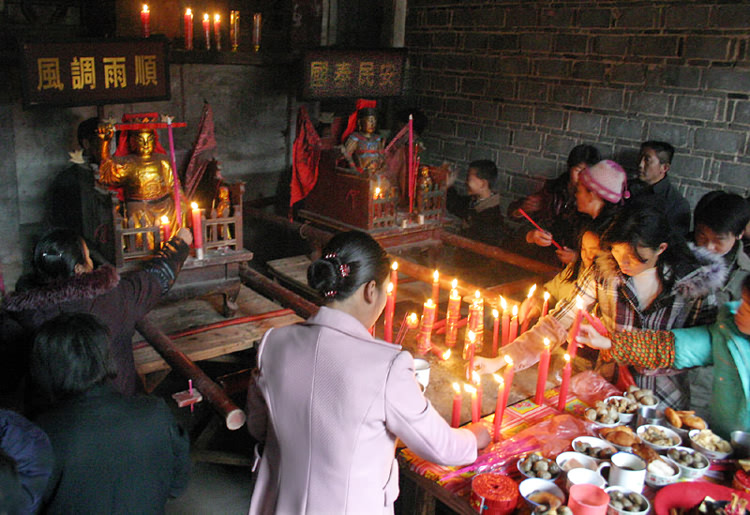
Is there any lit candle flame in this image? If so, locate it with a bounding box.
[214,13,220,22]
[512,304,518,317]
[527,284,537,299]
[472,370,480,384]
[391,261,398,271]
[374,187,381,198]
[474,290,481,300]
[564,353,571,363]
[142,4,149,13]
[500,296,507,310]
[191,201,199,209]
[464,383,476,394]
[407,312,419,328]
[160,215,169,224]
[186,8,192,16]
[504,355,513,367]
[451,278,458,289]
[387,282,393,294]
[452,382,461,394]
[543,291,550,301]
[492,308,499,319]
[493,374,504,386]
[576,295,584,310]
[433,270,439,282]
[425,299,435,308]
[442,349,451,360]
[467,330,476,343]
[543,337,550,348]
[203,13,209,22]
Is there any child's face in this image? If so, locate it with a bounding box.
[580,231,601,269]
[735,295,750,336]
[694,224,738,257]
[466,169,485,196]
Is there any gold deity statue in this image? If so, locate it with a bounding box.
[96,123,188,248]
[342,107,386,177]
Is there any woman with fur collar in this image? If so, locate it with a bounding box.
[475,199,726,410]
[2,227,191,397]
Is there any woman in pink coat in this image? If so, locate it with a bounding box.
[246,231,489,514]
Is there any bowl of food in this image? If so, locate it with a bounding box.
[605,396,639,424]
[623,385,659,408]
[517,453,561,481]
[572,436,618,463]
[584,400,620,426]
[556,451,598,473]
[664,446,711,479]
[599,426,641,452]
[689,429,733,460]
[664,407,707,444]
[645,457,680,488]
[605,486,650,515]
[637,424,680,452]
[731,430,750,459]
[519,478,566,511]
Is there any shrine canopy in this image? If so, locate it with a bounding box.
[20,38,169,108]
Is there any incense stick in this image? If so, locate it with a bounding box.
[518,208,563,250]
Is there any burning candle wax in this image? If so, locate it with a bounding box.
[509,304,519,343]
[191,202,204,259]
[445,279,461,348]
[568,295,584,359]
[203,14,211,50]
[390,262,399,300]
[492,374,505,442]
[451,382,462,428]
[465,384,479,424]
[431,270,440,308]
[500,296,510,347]
[492,308,500,357]
[417,299,436,354]
[384,282,395,342]
[501,355,514,410]
[141,4,150,38]
[520,284,537,334]
[557,353,572,411]
[534,338,551,405]
[213,14,222,51]
[542,291,550,317]
[184,8,194,50]
[160,215,170,244]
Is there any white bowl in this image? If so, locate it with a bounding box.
[637,424,680,451]
[645,459,680,488]
[662,418,691,444]
[689,429,733,460]
[572,436,618,463]
[605,396,638,424]
[664,446,710,480]
[519,478,566,510]
[556,451,598,472]
[605,486,650,515]
[516,455,561,481]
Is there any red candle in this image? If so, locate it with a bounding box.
[534,338,551,405]
[492,375,505,442]
[500,297,510,347]
[431,269,440,308]
[445,280,461,348]
[252,12,262,52]
[213,14,222,51]
[466,384,479,424]
[191,202,204,259]
[557,353,572,411]
[568,296,584,359]
[473,291,484,351]
[509,305,519,343]
[583,310,608,336]
[542,291,550,317]
[430,346,451,360]
[520,284,537,334]
[417,299,436,354]
[501,355,514,409]
[141,4,150,38]
[451,382,462,428]
[203,13,211,50]
[491,308,500,357]
[384,282,395,342]
[160,215,170,245]
[473,370,483,415]
[184,8,194,50]
[390,262,399,301]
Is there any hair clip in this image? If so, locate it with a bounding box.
[339,264,350,278]
[324,290,337,299]
[42,251,63,258]
[324,252,337,260]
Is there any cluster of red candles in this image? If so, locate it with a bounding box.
[157,203,204,259]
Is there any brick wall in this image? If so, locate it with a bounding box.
[406,1,750,211]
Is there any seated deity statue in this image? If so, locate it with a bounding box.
[341,108,386,177]
[96,123,188,248]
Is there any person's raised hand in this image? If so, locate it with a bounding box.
[176,227,193,247]
[465,422,491,449]
[472,356,504,376]
[555,246,577,265]
[519,297,542,325]
[576,324,612,350]
[527,229,553,247]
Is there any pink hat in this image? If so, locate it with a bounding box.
[579,160,630,204]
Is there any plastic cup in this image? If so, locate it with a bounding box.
[567,484,609,515]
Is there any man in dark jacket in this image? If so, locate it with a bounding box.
[30,313,190,514]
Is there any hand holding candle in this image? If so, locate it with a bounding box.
[557,353,572,411]
[534,338,551,405]
[492,374,505,442]
[160,215,170,245]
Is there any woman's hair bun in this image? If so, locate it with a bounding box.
[307,257,340,298]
